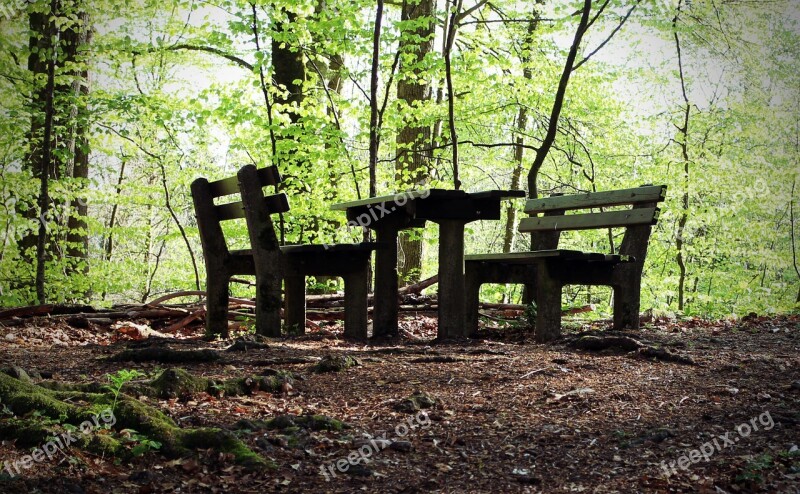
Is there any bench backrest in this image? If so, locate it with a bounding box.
[191,165,288,258]
[519,185,667,257]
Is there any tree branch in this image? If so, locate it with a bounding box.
[573,0,639,71]
[131,44,254,71]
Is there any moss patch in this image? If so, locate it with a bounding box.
[312,355,359,373]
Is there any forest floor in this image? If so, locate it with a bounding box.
[0,311,798,493]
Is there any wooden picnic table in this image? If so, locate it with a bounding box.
[332,188,525,340]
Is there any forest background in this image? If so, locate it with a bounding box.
[0,0,798,320]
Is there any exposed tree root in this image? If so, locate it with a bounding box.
[568,334,696,365]
[0,372,271,469]
[107,347,221,363]
[38,367,296,400]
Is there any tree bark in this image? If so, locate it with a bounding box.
[395,0,434,284]
[18,7,51,263]
[65,10,92,286]
[673,0,691,312]
[368,0,384,200]
[271,10,305,125]
[502,14,540,255]
[35,0,60,303]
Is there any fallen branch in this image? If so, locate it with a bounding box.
[146,291,254,307]
[165,308,206,333]
[0,304,96,319]
[399,275,438,295]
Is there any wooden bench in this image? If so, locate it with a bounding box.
[465,185,667,342]
[191,164,380,339]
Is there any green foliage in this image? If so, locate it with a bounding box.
[735,454,774,484]
[119,428,162,457]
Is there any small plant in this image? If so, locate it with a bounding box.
[736,454,773,484]
[524,302,538,328]
[119,428,162,457]
[234,315,256,334]
[104,369,145,411]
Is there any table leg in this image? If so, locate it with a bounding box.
[372,226,399,338]
[284,273,306,335]
[437,219,467,340]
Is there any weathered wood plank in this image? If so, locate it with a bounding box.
[207,166,281,197]
[465,249,585,262]
[524,185,666,214]
[281,242,381,254]
[519,207,659,232]
[330,189,467,210]
[468,189,526,200]
[215,194,290,221]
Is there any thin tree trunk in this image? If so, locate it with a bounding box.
[104,159,126,262]
[158,162,200,290]
[526,0,592,200]
[790,177,800,303]
[18,7,51,263]
[502,14,540,254]
[35,0,59,304]
[431,7,449,156]
[673,0,690,312]
[519,0,591,304]
[66,11,92,286]
[443,0,462,190]
[368,0,384,200]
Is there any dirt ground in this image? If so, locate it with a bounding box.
[0,312,798,493]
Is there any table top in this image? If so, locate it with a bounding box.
[330,189,526,211]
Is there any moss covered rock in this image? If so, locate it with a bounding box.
[312,355,359,373]
[395,391,438,413]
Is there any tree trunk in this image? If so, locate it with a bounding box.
[521,0,590,304]
[502,14,540,254]
[395,0,434,284]
[271,11,305,125]
[65,11,92,287]
[526,0,591,202]
[18,7,51,263]
[368,0,384,200]
[673,0,691,312]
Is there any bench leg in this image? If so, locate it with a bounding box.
[255,270,282,337]
[343,267,369,341]
[205,270,230,338]
[535,263,562,342]
[464,263,482,337]
[613,277,641,330]
[284,274,306,335]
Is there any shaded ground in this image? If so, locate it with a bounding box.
[0,312,798,493]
